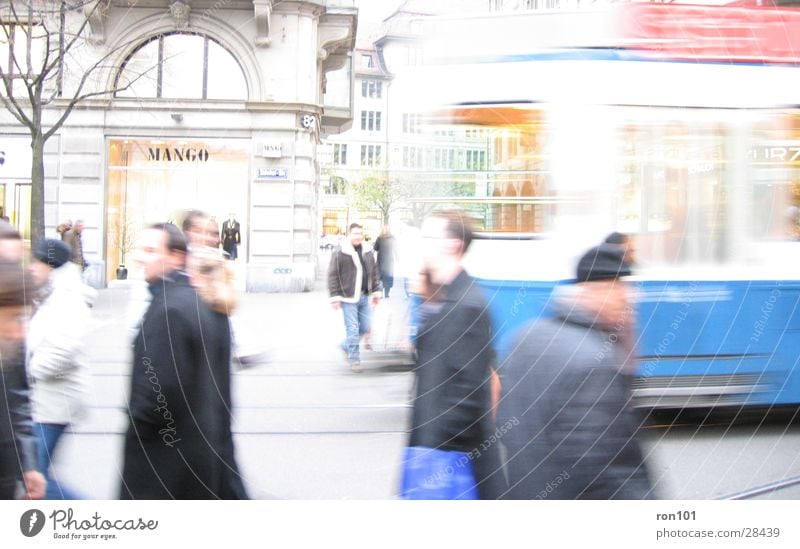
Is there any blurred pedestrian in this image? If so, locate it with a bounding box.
[63,220,87,271]
[27,239,95,500]
[56,220,73,241]
[183,210,220,249]
[0,220,24,262]
[497,243,653,499]
[327,222,381,372]
[605,231,636,266]
[185,245,247,496]
[182,210,265,365]
[0,259,46,500]
[373,225,397,298]
[120,223,247,499]
[401,211,501,500]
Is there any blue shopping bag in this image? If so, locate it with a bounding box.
[399,446,479,500]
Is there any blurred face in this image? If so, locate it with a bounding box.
[581,279,634,328]
[28,259,53,287]
[74,223,84,234]
[621,237,637,266]
[187,217,219,248]
[0,239,24,262]
[349,227,364,247]
[420,217,462,274]
[0,305,27,361]
[135,228,185,284]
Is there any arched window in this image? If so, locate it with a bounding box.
[115,33,247,100]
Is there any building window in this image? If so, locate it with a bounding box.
[407,46,421,65]
[466,149,487,170]
[361,79,382,98]
[360,111,382,131]
[333,144,348,165]
[326,175,347,195]
[361,54,373,68]
[402,146,424,169]
[403,113,422,134]
[0,22,49,96]
[116,33,247,100]
[361,145,382,167]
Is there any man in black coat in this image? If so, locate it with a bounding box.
[496,244,653,499]
[405,211,502,499]
[120,223,246,499]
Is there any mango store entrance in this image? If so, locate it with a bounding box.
[106,138,250,283]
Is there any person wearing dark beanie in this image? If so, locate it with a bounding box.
[495,243,653,500]
[27,238,95,500]
[32,239,72,270]
[576,243,633,283]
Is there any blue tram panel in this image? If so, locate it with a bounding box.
[479,279,800,408]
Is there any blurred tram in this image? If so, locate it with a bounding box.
[395,4,800,408]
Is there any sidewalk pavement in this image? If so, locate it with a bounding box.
[52,284,417,499]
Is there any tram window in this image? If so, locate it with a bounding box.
[750,117,800,241]
[751,179,800,240]
[616,121,729,265]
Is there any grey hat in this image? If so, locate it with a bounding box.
[576,243,632,283]
[33,239,72,269]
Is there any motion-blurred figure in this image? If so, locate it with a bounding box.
[0,257,46,500]
[63,220,87,271]
[401,211,501,499]
[497,244,653,499]
[120,224,247,499]
[27,239,94,500]
[373,225,397,298]
[604,231,637,266]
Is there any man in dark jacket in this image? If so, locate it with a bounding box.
[404,211,502,499]
[0,257,46,500]
[497,244,653,499]
[120,223,247,499]
[328,223,381,372]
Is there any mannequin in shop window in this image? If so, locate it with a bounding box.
[221,214,241,261]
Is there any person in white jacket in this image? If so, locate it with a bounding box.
[27,239,95,500]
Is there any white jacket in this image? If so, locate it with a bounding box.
[27,263,95,425]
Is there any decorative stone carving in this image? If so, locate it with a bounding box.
[83,0,110,45]
[170,0,191,30]
[253,0,273,47]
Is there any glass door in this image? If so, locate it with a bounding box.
[13,183,31,241]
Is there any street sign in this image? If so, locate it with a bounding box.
[257,167,288,179]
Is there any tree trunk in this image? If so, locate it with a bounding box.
[30,132,46,246]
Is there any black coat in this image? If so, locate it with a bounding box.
[120,272,247,500]
[0,347,37,499]
[408,270,502,499]
[496,299,653,500]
